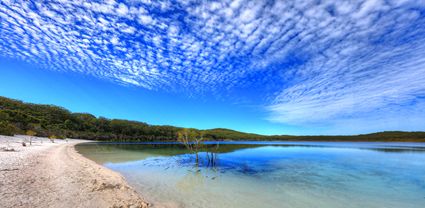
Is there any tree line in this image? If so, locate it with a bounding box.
[0,96,180,141]
[1,96,424,142]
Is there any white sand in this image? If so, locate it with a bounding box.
[0,135,149,208]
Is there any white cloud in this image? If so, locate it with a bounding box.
[110,36,119,45]
[116,3,128,16]
[138,14,153,25]
[122,26,136,34]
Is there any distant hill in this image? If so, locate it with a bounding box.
[204,128,425,142]
[1,96,424,142]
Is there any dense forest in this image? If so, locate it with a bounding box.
[1,96,424,142]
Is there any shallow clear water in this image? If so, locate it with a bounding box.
[76,142,425,208]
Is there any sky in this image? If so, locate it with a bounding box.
[1,0,425,135]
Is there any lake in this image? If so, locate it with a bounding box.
[76,141,425,208]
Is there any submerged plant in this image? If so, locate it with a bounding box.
[177,129,221,169]
[205,143,219,168]
[177,128,204,165]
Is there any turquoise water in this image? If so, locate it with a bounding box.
[76,142,425,208]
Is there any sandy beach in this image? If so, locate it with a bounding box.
[0,135,149,208]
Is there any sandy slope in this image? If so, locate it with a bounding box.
[0,136,149,208]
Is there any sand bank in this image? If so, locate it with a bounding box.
[0,135,149,208]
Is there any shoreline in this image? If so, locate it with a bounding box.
[0,135,149,208]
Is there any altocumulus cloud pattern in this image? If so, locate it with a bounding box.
[1,0,425,129]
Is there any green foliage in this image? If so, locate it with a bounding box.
[0,96,424,142]
[0,120,15,136]
[177,128,205,164]
[203,128,262,140]
[177,128,204,152]
[26,130,37,136]
[0,96,180,141]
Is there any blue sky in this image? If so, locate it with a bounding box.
[1,0,425,135]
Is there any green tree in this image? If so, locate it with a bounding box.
[0,110,10,120]
[0,121,15,136]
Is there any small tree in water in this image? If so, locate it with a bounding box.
[206,143,219,168]
[177,128,204,165]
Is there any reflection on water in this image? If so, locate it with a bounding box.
[77,142,425,208]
